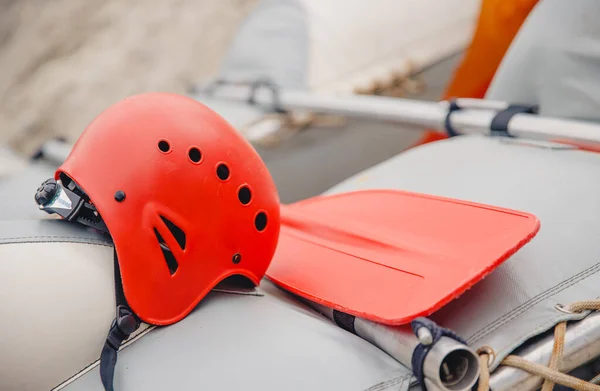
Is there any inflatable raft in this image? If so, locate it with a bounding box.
[2,1,600,390]
[1,89,600,390]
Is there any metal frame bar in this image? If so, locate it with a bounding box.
[197,85,600,145]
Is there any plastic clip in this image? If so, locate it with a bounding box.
[490,104,538,138]
[247,78,286,114]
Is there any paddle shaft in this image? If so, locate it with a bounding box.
[199,84,600,145]
[309,301,418,364]
[303,300,480,391]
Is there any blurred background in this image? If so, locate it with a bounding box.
[0,0,257,155]
[0,0,547,205]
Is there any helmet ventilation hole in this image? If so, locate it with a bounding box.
[158,140,171,153]
[255,212,268,232]
[154,228,179,275]
[160,215,186,250]
[216,164,230,180]
[188,147,202,163]
[238,186,252,205]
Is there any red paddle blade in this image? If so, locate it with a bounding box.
[266,189,540,325]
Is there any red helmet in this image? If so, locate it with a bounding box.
[50,92,280,325]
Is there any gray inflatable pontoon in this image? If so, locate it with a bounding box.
[2,130,600,391]
[2,1,600,390]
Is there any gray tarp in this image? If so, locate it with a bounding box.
[326,134,600,377]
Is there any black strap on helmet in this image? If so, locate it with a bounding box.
[35,177,140,390]
[99,251,141,391]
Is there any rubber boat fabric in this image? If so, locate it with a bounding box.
[268,190,540,325]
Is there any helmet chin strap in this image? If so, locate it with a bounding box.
[35,177,109,234]
[99,250,141,391]
[35,178,139,390]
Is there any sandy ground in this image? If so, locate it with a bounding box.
[0,0,257,155]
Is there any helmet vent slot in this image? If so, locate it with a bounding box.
[216,164,230,180]
[255,212,268,232]
[188,147,202,163]
[154,228,179,275]
[158,140,171,153]
[160,215,187,250]
[238,186,252,205]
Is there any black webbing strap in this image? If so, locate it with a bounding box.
[99,251,140,391]
[445,99,538,138]
[489,104,538,137]
[247,78,287,113]
[444,99,463,137]
[332,309,357,335]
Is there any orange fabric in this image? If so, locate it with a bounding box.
[443,0,539,100]
[267,190,540,325]
[415,0,539,147]
[552,139,600,153]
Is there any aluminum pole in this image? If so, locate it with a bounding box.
[200,85,600,145]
